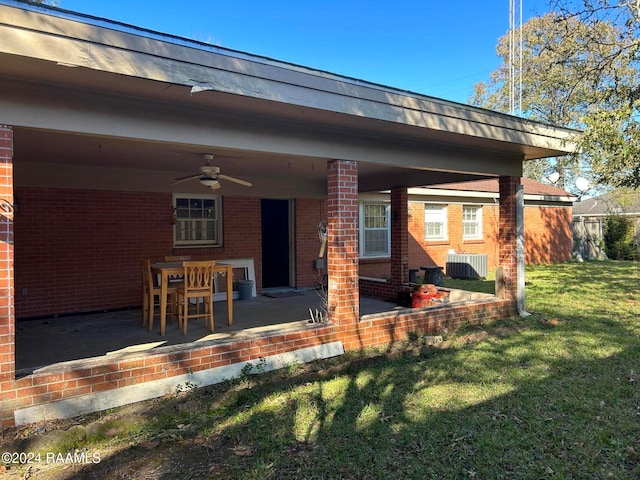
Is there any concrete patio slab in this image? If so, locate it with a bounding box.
[15,290,398,374]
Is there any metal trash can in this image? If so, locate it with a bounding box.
[409,268,419,283]
[238,280,253,301]
[420,266,444,286]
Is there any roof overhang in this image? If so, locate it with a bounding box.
[0,1,580,197]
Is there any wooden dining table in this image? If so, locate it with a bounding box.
[150,261,234,336]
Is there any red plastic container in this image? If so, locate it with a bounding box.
[411,283,449,308]
[411,291,441,308]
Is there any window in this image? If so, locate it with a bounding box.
[359,203,390,257]
[173,194,222,247]
[462,205,482,240]
[424,204,448,240]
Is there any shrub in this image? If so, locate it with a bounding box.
[603,214,637,260]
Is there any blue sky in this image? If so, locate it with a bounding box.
[56,0,552,104]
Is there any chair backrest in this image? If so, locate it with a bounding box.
[182,260,216,293]
[165,255,192,262]
[141,258,155,289]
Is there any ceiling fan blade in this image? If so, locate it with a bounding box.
[172,173,201,185]
[217,174,252,187]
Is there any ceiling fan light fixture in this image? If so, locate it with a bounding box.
[200,177,220,189]
[172,153,250,188]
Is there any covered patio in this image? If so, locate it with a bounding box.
[0,2,577,426]
[15,291,396,374]
[15,287,497,375]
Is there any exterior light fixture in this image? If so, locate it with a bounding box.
[200,177,221,189]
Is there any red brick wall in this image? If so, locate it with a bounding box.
[359,258,391,279]
[0,125,15,384]
[294,198,327,288]
[408,202,500,273]
[524,206,573,264]
[359,277,394,299]
[13,190,334,318]
[13,189,264,318]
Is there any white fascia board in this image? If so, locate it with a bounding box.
[409,188,496,199]
[526,194,577,203]
[574,212,640,217]
[405,188,576,203]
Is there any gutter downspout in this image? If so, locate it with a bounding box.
[516,183,531,317]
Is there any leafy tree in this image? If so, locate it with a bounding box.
[550,1,640,190]
[471,4,640,191]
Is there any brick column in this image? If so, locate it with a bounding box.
[498,176,519,302]
[390,187,408,291]
[327,160,359,325]
[0,125,15,382]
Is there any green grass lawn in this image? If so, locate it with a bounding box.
[443,274,496,294]
[4,261,640,479]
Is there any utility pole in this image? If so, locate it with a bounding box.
[508,0,523,115]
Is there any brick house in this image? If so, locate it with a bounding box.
[0,2,577,426]
[359,178,576,282]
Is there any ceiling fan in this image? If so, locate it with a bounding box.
[172,154,252,190]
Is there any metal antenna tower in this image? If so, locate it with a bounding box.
[509,0,523,115]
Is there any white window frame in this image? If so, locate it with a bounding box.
[173,194,222,247]
[424,204,448,241]
[359,202,391,258]
[462,205,483,240]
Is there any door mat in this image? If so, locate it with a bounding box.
[262,291,304,298]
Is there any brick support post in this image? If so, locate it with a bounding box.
[498,176,519,302]
[390,187,409,291]
[0,125,15,382]
[327,160,359,325]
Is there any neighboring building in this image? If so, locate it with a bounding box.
[359,178,576,280]
[573,192,640,259]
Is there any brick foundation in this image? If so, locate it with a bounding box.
[0,296,515,427]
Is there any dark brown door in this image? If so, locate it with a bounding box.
[261,199,290,288]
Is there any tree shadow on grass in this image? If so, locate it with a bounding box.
[20,327,638,478]
[7,263,640,479]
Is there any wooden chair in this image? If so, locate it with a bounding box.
[164,255,192,284]
[177,260,215,335]
[141,259,179,332]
